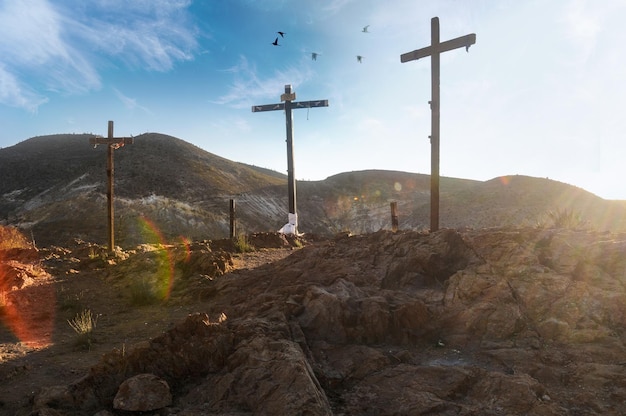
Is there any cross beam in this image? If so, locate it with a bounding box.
[401,17,475,232]
[89,121,133,251]
[252,84,329,234]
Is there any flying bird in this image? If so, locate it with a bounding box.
[277,31,285,37]
[311,52,319,61]
[356,55,364,63]
[362,25,370,33]
[272,37,280,46]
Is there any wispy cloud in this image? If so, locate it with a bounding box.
[0,0,99,108]
[73,1,199,72]
[560,0,601,63]
[0,0,199,111]
[0,65,49,112]
[113,88,152,114]
[321,0,356,15]
[214,55,315,109]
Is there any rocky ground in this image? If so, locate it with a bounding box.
[1,228,626,415]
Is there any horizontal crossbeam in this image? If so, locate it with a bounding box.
[400,33,476,63]
[89,137,134,145]
[292,100,329,109]
[251,100,329,113]
[252,103,285,112]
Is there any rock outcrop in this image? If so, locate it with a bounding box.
[30,228,626,415]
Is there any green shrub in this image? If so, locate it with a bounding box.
[234,233,255,253]
[129,278,161,306]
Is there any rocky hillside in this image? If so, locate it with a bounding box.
[2,228,626,414]
[1,133,625,247]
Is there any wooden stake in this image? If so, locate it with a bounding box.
[390,201,399,232]
[229,199,236,239]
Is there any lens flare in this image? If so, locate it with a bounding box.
[177,236,192,264]
[1,251,56,348]
[137,216,175,300]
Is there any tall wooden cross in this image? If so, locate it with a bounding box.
[89,121,133,251]
[401,17,476,232]
[252,84,328,234]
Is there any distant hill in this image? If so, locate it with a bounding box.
[1,133,625,247]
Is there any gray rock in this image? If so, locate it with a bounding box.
[113,373,172,412]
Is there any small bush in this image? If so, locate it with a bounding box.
[58,287,85,314]
[234,234,255,253]
[129,278,161,306]
[543,208,588,229]
[68,309,98,349]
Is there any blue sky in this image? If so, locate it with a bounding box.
[1,0,625,200]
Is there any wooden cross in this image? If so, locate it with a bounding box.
[252,84,329,234]
[89,121,133,251]
[401,17,476,232]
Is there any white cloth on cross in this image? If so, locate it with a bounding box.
[278,213,299,235]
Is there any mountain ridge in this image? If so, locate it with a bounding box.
[1,133,625,247]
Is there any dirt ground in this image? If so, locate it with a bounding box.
[4,229,626,415]
[0,243,294,415]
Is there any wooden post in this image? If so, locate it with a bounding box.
[401,17,475,232]
[89,121,133,252]
[284,86,297,216]
[252,85,329,234]
[106,122,114,252]
[229,199,236,238]
[430,18,441,233]
[390,201,399,232]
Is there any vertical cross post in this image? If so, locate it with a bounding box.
[430,18,441,233]
[106,122,114,251]
[401,17,475,232]
[89,121,133,252]
[252,85,329,234]
[283,85,297,216]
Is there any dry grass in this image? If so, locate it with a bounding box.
[67,309,98,349]
[0,225,31,250]
[537,208,589,230]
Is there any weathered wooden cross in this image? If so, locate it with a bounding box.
[89,121,133,251]
[401,17,476,232]
[252,84,328,234]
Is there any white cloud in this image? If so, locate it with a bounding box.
[321,0,356,15]
[0,64,48,112]
[0,0,199,111]
[113,88,152,114]
[74,6,198,72]
[215,55,315,109]
[0,0,67,66]
[235,118,252,132]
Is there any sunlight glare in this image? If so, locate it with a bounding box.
[137,216,175,300]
